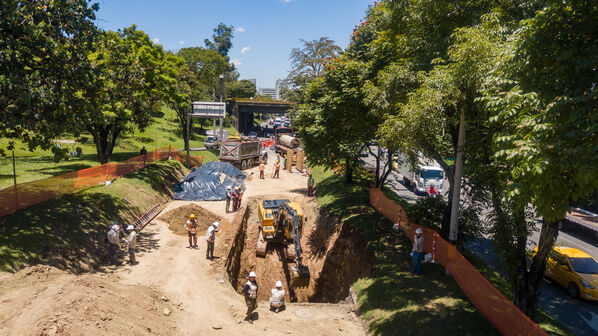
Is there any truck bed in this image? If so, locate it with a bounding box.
[565,208,598,232]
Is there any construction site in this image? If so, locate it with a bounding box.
[0,147,374,336]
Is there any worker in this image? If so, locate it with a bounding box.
[205,222,219,260]
[184,214,199,248]
[124,225,137,265]
[269,280,286,313]
[140,146,147,155]
[273,160,280,178]
[232,187,239,212]
[107,222,121,265]
[261,149,268,164]
[243,271,258,324]
[226,186,233,213]
[283,155,287,169]
[236,186,244,211]
[259,161,265,179]
[307,173,315,197]
[412,228,424,275]
[427,185,439,198]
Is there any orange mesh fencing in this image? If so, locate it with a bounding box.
[369,188,548,336]
[0,146,202,219]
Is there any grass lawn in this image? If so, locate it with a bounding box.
[311,166,571,336]
[0,160,188,272]
[0,107,234,189]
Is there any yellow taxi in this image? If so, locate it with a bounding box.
[533,246,598,301]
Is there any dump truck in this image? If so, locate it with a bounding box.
[256,199,310,288]
[274,127,300,155]
[219,139,261,170]
[394,152,445,195]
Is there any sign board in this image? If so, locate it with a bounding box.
[191,102,226,118]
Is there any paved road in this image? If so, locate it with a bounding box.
[363,149,598,336]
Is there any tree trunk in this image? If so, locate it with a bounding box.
[513,219,560,319]
[345,159,354,183]
[449,106,466,243]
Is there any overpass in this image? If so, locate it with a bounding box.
[229,98,296,135]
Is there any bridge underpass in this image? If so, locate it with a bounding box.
[229,98,295,135]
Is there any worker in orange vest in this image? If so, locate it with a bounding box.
[273,160,280,178]
[184,214,199,248]
[236,186,244,210]
[259,161,265,179]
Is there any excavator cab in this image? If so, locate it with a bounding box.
[256,199,310,288]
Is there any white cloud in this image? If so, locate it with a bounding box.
[178,40,185,45]
[231,58,242,66]
[284,0,292,2]
[236,26,245,32]
[240,46,251,55]
[153,38,160,43]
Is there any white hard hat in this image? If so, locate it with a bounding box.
[275,281,283,288]
[111,224,119,231]
[126,225,135,231]
[213,222,219,228]
[227,186,232,190]
[249,271,256,277]
[416,228,423,234]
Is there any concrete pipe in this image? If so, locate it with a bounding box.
[280,135,301,149]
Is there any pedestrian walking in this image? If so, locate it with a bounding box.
[243,271,258,324]
[307,173,315,196]
[412,228,424,275]
[107,223,121,265]
[226,186,233,213]
[124,225,137,264]
[273,160,280,178]
[269,280,285,313]
[205,222,219,260]
[259,161,265,179]
[184,214,199,248]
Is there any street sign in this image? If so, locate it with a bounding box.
[191,102,226,118]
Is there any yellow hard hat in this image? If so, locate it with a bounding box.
[261,161,264,163]
[189,214,196,219]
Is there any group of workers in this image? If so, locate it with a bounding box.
[106,221,138,265]
[242,271,286,324]
[226,186,244,213]
[184,214,220,260]
[258,155,285,179]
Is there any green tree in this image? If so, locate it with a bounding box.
[0,0,99,156]
[484,0,598,317]
[177,47,228,100]
[75,26,175,163]
[226,79,256,98]
[204,23,234,57]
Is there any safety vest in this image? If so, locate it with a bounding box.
[187,220,198,234]
[246,281,257,299]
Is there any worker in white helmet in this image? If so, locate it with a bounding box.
[123,225,137,265]
[205,222,219,260]
[269,280,286,312]
[106,222,121,265]
[412,227,424,275]
[225,186,233,213]
[243,271,258,323]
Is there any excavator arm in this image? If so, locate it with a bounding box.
[281,203,310,287]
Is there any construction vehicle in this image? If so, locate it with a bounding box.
[256,199,310,287]
[219,139,261,170]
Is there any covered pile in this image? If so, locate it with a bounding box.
[173,161,245,201]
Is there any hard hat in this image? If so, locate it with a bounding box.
[416,228,423,234]
[261,161,264,163]
[227,186,232,190]
[111,224,119,231]
[237,186,242,190]
[189,214,196,219]
[126,225,135,231]
[249,271,256,277]
[213,222,219,228]
[275,281,283,288]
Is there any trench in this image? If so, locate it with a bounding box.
[224,198,373,303]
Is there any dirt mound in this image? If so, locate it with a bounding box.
[158,204,222,236]
[0,265,177,336]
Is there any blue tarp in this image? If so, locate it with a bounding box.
[173,161,246,201]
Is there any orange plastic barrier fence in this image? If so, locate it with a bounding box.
[0,147,202,219]
[369,188,548,336]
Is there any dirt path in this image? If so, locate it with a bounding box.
[95,162,367,336]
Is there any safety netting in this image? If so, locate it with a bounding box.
[0,147,202,219]
[173,161,246,201]
[369,188,548,336]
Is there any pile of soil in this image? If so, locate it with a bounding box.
[0,265,177,336]
[158,204,222,236]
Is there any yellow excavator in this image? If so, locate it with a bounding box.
[256,199,310,288]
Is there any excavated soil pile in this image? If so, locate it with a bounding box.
[0,265,176,336]
[158,204,222,236]
[225,197,373,304]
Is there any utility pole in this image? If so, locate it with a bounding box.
[449,106,466,244]
[186,107,190,168]
[218,74,224,145]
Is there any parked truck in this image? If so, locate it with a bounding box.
[204,129,229,149]
[219,139,261,170]
[394,153,445,195]
[274,127,300,155]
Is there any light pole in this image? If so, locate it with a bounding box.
[218,74,225,143]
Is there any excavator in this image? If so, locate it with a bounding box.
[256,199,310,288]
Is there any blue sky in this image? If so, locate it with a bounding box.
[95,0,372,88]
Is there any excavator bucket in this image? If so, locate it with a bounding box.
[256,230,267,258]
[289,264,310,288]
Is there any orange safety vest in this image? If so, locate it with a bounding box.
[187,220,198,234]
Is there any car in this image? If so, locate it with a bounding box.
[247,131,257,139]
[532,246,598,301]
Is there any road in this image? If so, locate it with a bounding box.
[363,149,598,336]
